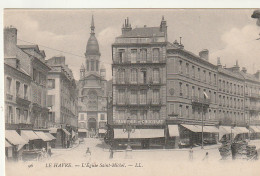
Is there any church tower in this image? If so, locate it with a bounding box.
[85,15,101,75]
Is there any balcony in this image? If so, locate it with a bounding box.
[16,95,31,107]
[113,119,164,125]
[191,96,210,107]
[6,93,13,101]
[115,99,163,108]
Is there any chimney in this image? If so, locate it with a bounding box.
[4,26,18,57]
[121,17,132,35]
[199,49,209,61]
[217,57,222,68]
[160,16,167,41]
[232,60,240,72]
[241,67,247,73]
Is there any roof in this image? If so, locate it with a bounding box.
[17,44,40,52]
[5,130,28,145]
[86,34,100,56]
[44,133,56,140]
[119,27,165,38]
[218,67,244,80]
[5,140,12,147]
[239,71,260,82]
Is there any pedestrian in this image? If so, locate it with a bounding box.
[86,147,91,156]
[189,146,193,161]
[109,147,114,159]
[203,152,209,161]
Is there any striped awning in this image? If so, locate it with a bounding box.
[21,130,41,141]
[35,131,52,141]
[44,133,56,140]
[114,129,164,139]
[5,130,28,145]
[234,127,249,134]
[168,125,179,137]
[250,126,260,133]
[200,126,219,133]
[181,124,201,132]
[78,129,87,133]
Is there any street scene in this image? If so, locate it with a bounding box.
[3,8,260,176]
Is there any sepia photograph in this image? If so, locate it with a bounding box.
[2,7,260,176]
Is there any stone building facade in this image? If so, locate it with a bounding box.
[4,26,50,130]
[46,56,78,147]
[77,16,108,136]
[109,17,260,148]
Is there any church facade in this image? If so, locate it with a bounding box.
[77,16,107,136]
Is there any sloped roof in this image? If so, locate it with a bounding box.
[119,27,165,38]
[218,67,244,80]
[239,71,260,82]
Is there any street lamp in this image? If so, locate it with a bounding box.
[123,117,135,157]
[201,104,204,149]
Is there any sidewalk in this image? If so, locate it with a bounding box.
[51,140,80,152]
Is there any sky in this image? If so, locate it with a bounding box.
[4,9,260,80]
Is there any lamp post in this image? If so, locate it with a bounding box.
[123,117,135,158]
[201,104,204,149]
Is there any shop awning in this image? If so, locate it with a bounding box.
[78,129,87,133]
[202,126,219,133]
[181,124,201,132]
[114,129,164,139]
[35,131,52,141]
[62,129,71,136]
[234,127,249,134]
[49,127,58,134]
[44,133,56,140]
[99,129,106,134]
[168,125,180,137]
[5,130,28,145]
[5,140,12,148]
[250,126,260,133]
[21,130,41,141]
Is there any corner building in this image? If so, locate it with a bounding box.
[111,17,167,148]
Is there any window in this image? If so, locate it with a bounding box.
[6,106,13,123]
[96,60,99,71]
[186,106,189,118]
[140,110,147,120]
[179,60,182,73]
[153,48,159,62]
[47,79,55,89]
[118,69,125,83]
[209,72,212,83]
[24,110,28,123]
[223,81,225,91]
[99,122,106,128]
[140,69,147,84]
[118,50,125,63]
[16,108,20,123]
[118,89,125,104]
[131,49,137,63]
[186,84,189,97]
[198,68,200,79]
[24,85,28,99]
[198,88,201,98]
[214,74,216,84]
[130,110,138,120]
[33,69,37,82]
[87,60,89,71]
[16,81,20,97]
[214,92,216,103]
[140,90,147,104]
[91,60,94,71]
[130,69,137,83]
[152,89,160,104]
[179,82,183,96]
[101,114,105,120]
[130,90,137,104]
[192,86,195,97]
[219,79,222,90]
[179,105,182,117]
[153,68,159,83]
[6,77,12,93]
[153,110,159,120]
[203,70,206,82]
[230,83,233,93]
[118,110,125,120]
[140,49,147,62]
[186,63,189,75]
[80,114,84,120]
[192,66,195,78]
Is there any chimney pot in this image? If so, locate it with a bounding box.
[199,49,209,61]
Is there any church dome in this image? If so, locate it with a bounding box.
[86,35,100,56]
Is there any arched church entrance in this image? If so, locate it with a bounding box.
[88,118,97,130]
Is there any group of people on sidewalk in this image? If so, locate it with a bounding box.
[189,147,209,161]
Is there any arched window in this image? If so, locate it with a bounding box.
[153,48,160,62]
[91,60,94,71]
[86,60,89,71]
[96,60,99,71]
[130,69,137,83]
